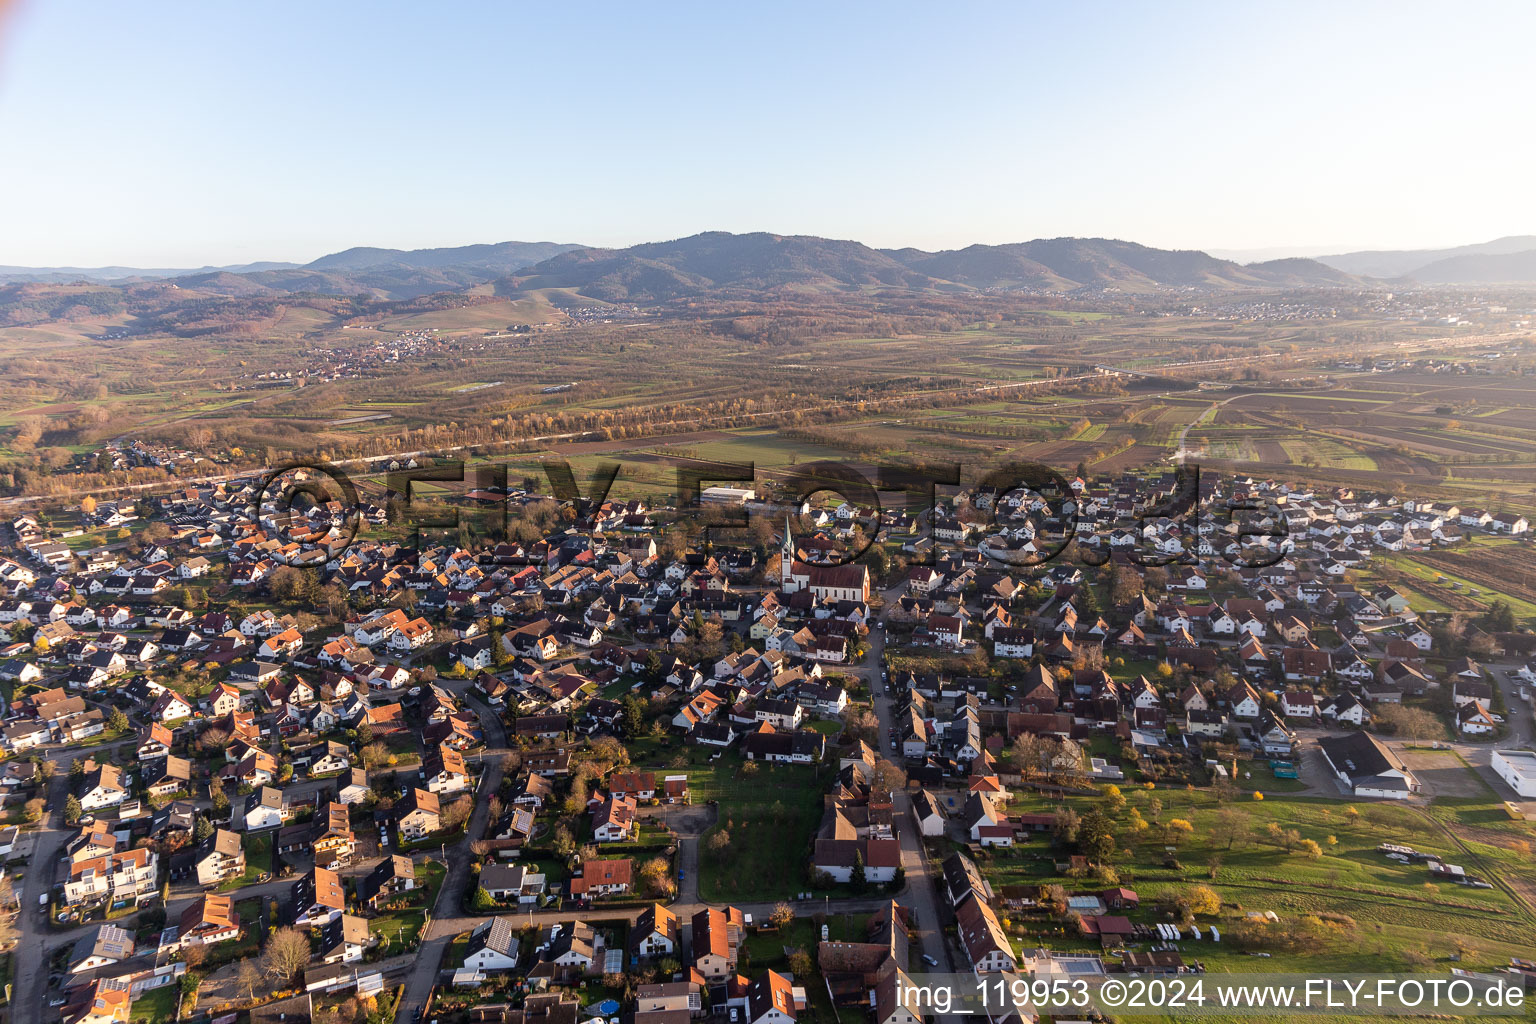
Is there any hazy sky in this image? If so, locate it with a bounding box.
[2,1,1534,266]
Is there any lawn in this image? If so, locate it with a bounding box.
[984,785,1536,964]
[690,755,828,902]
[128,983,178,1024]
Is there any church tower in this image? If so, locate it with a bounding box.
[781,514,796,590]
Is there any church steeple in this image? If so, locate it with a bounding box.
[781,513,795,587]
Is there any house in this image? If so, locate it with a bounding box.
[150,691,194,722]
[745,970,804,1024]
[78,764,127,811]
[145,756,193,798]
[244,787,286,831]
[687,905,743,979]
[526,920,598,982]
[1320,692,1368,726]
[912,789,946,837]
[463,915,523,972]
[61,977,132,1024]
[396,788,442,841]
[478,862,545,904]
[337,768,372,805]
[1318,732,1419,799]
[311,803,358,870]
[361,854,418,909]
[568,858,633,899]
[195,829,245,886]
[421,744,470,794]
[592,794,637,842]
[178,894,242,947]
[68,924,136,974]
[319,914,372,965]
[607,770,657,802]
[1457,701,1497,736]
[137,722,175,760]
[632,902,681,957]
[293,866,346,927]
[636,981,704,1020]
[955,894,1016,973]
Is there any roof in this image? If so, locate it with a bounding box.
[1319,732,1410,781]
[746,970,797,1022]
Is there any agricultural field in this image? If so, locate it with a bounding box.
[979,783,1536,975]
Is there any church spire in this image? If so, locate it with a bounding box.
[781,513,795,587]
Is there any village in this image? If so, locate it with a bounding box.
[0,459,1531,1024]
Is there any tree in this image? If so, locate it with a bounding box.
[107,707,129,733]
[1078,809,1117,864]
[787,947,814,979]
[64,794,82,825]
[552,824,576,858]
[1210,808,1245,851]
[769,902,795,929]
[193,815,215,843]
[472,886,497,912]
[1102,784,1126,815]
[237,959,262,1002]
[639,856,676,898]
[851,851,867,892]
[621,695,647,738]
[181,943,207,969]
[706,829,733,862]
[1052,806,1081,844]
[1298,838,1323,859]
[1009,733,1044,779]
[441,797,472,833]
[1374,704,1447,744]
[871,758,907,795]
[1481,599,1517,633]
[1165,818,1194,845]
[262,926,313,982]
[1187,884,1221,916]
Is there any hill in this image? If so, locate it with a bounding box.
[1317,236,1536,278]
[506,231,946,301]
[1403,249,1536,284]
[2,232,1368,304]
[305,240,582,274]
[505,232,1357,301]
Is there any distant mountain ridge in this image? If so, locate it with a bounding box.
[1316,236,1536,279]
[502,232,1356,302]
[14,231,1536,299]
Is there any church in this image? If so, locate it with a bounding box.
[780,517,871,602]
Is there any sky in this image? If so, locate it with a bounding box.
[2,1,1534,267]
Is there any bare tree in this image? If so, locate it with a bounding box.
[237,959,262,1003]
[262,926,312,983]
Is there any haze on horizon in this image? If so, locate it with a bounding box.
[1,0,1534,267]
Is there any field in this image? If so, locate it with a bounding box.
[979,781,1536,972]
[684,754,827,902]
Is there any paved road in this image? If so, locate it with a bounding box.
[393,687,510,1023]
[13,773,72,1022]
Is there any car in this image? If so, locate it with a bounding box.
[922,954,939,967]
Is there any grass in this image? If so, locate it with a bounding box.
[690,755,827,902]
[128,983,178,1024]
[984,786,1536,959]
